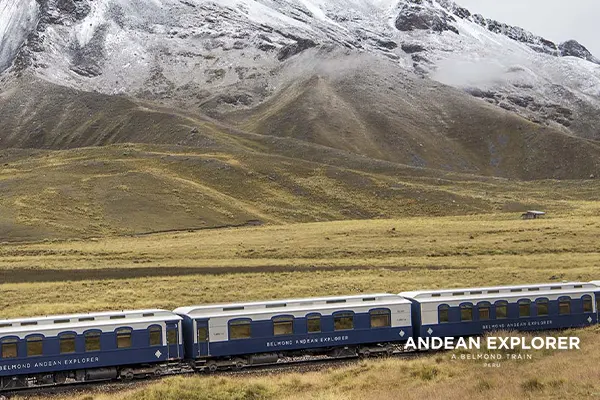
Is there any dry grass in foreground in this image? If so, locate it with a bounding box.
[17,328,600,400]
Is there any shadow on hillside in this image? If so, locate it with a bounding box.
[1,264,471,283]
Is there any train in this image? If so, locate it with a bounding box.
[1,280,598,391]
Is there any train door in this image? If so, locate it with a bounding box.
[196,319,209,358]
[166,322,180,359]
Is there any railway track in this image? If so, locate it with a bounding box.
[1,350,436,399]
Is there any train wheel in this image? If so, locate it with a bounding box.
[54,372,68,384]
[120,368,134,381]
[234,359,246,370]
[207,361,218,373]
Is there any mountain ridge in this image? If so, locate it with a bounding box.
[0,0,599,181]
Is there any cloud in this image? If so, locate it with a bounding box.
[432,58,509,87]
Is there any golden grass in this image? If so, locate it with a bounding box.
[2,195,600,399]
[1,209,599,318]
[20,328,600,400]
[2,143,600,242]
[2,204,600,270]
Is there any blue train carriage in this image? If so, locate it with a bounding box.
[400,282,599,339]
[0,309,184,391]
[589,281,600,312]
[174,293,412,371]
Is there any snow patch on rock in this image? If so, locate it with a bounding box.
[0,0,40,72]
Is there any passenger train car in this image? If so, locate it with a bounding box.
[1,281,599,391]
[175,294,412,371]
[0,310,183,390]
[401,282,600,339]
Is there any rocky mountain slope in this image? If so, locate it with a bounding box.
[1,0,600,179]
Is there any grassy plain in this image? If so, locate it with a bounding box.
[3,189,600,399]
[1,204,600,317]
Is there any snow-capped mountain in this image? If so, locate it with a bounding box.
[1,0,600,155]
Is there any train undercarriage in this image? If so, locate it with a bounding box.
[193,342,406,372]
[0,341,405,393]
[0,361,187,392]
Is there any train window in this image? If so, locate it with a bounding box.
[452,292,465,296]
[495,301,508,319]
[528,288,540,292]
[370,310,391,328]
[478,303,490,320]
[79,317,95,322]
[21,321,38,326]
[559,297,571,315]
[488,290,500,294]
[116,328,132,349]
[143,313,155,317]
[519,300,531,318]
[1,339,18,358]
[0,324,11,328]
[60,334,76,354]
[54,319,70,324]
[334,312,354,331]
[197,327,208,343]
[149,326,162,346]
[582,296,593,313]
[460,304,473,322]
[307,315,321,333]
[362,297,376,302]
[27,335,44,357]
[167,329,178,345]
[85,332,101,352]
[326,299,346,304]
[229,320,251,340]
[273,317,294,336]
[110,315,126,320]
[510,289,522,293]
[574,285,583,289]
[223,306,244,311]
[438,305,449,323]
[266,303,287,308]
[536,299,549,316]
[431,294,441,297]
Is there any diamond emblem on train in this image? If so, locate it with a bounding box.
[399,330,405,337]
[427,328,433,335]
[588,316,593,323]
[155,350,162,359]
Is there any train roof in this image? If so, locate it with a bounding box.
[0,309,181,336]
[174,293,398,314]
[175,294,410,319]
[400,282,598,303]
